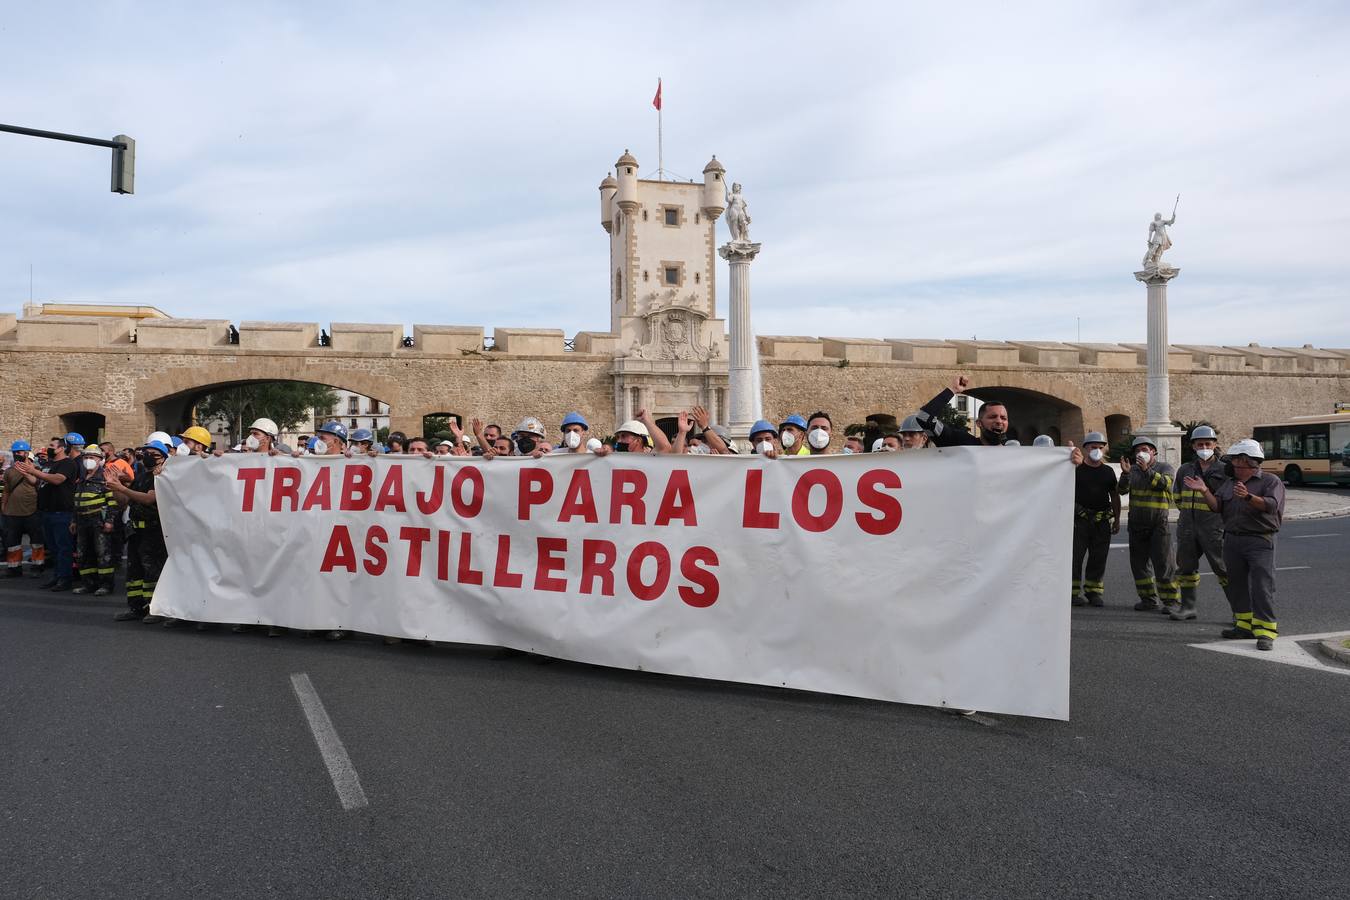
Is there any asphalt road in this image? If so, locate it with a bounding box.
[2,515,1348,899]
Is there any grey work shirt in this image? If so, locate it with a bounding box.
[1213,470,1285,535]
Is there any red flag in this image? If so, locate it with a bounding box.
[652,79,662,111]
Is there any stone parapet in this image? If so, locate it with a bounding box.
[0,313,15,338]
[1277,345,1346,373]
[330,322,403,353]
[757,335,823,360]
[573,331,621,355]
[494,327,565,355]
[1070,342,1140,368]
[1228,343,1300,373]
[952,340,1020,366]
[1122,343,1194,371]
[17,315,132,347]
[413,325,483,355]
[887,339,958,366]
[134,318,232,349]
[1011,341,1081,367]
[821,337,891,363]
[1173,344,1244,371]
[240,321,318,350]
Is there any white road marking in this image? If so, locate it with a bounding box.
[1191,631,1350,678]
[290,673,369,811]
[1200,566,1310,575]
[1289,533,1338,539]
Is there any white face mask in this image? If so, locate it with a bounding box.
[245,434,261,451]
[175,443,191,457]
[841,447,854,455]
[311,441,328,456]
[585,438,603,452]
[83,458,99,471]
[1195,448,1214,460]
[564,431,582,449]
[1136,451,1152,465]
[807,428,829,450]
[756,440,774,456]
[1088,448,1103,462]
[780,430,797,448]
[689,444,710,455]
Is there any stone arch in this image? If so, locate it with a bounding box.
[965,380,1085,446]
[59,411,107,445]
[1104,413,1133,446]
[140,360,403,444]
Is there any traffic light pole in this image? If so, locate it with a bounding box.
[0,123,135,193]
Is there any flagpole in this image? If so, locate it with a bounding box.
[657,78,663,181]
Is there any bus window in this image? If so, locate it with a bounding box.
[1277,427,1302,459]
[1299,424,1329,459]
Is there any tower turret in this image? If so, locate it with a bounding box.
[701,155,726,220]
[615,149,639,214]
[599,172,618,233]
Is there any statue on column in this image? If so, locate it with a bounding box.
[1142,198,1178,271]
[725,182,751,243]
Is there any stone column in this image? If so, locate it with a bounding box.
[1132,265,1184,466]
[718,240,763,439]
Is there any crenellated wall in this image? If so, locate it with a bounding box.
[1,313,1346,448]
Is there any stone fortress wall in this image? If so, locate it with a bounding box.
[1,309,1346,451]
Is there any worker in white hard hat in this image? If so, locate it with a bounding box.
[1184,438,1286,650]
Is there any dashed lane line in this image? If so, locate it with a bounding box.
[290,673,369,811]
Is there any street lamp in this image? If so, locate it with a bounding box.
[0,123,136,194]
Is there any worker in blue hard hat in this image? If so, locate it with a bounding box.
[778,415,810,456]
[3,440,46,578]
[749,420,779,459]
[312,421,349,456]
[559,412,593,453]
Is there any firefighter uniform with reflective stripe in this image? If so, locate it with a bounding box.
[1173,458,1230,616]
[125,467,166,615]
[73,466,115,592]
[1213,470,1286,640]
[1119,461,1179,610]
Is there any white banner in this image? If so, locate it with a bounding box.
[154,448,1072,719]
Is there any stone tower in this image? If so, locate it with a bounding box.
[602,150,730,429]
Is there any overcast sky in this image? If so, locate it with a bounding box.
[3,2,1348,348]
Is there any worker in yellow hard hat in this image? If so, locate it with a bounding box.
[178,426,213,457]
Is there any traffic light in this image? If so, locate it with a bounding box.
[111,134,135,194]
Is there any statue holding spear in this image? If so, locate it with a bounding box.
[1143,194,1180,270]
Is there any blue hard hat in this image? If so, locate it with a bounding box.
[306,436,325,453]
[561,412,589,431]
[10,440,31,453]
[317,420,349,442]
[143,440,170,457]
[64,432,86,446]
[170,436,183,447]
[750,419,777,438]
[779,414,808,431]
[350,427,374,443]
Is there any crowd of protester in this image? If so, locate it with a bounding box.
[1,373,1284,651]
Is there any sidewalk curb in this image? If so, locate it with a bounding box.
[1318,636,1350,666]
[1287,507,1350,521]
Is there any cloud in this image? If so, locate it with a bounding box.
[2,1,1348,347]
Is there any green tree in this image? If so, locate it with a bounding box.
[195,382,339,447]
